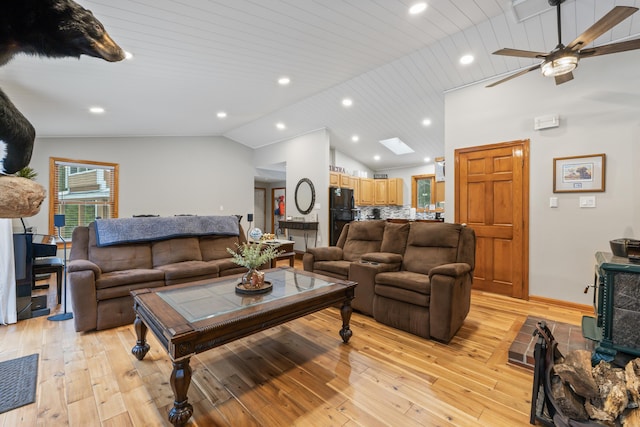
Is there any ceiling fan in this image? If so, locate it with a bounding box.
[487,0,640,87]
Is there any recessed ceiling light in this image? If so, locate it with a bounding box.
[460,54,474,65]
[422,118,432,126]
[278,76,290,85]
[342,98,353,107]
[409,2,427,15]
[124,51,134,60]
[379,137,414,155]
[217,111,227,118]
[424,157,431,162]
[89,106,105,114]
[351,135,359,142]
[374,155,381,161]
[276,122,286,130]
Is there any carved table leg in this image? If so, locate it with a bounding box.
[168,358,193,427]
[131,315,150,360]
[339,297,353,343]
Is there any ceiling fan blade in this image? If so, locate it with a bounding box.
[486,64,541,88]
[579,38,640,58]
[493,48,548,59]
[554,72,574,85]
[566,6,639,51]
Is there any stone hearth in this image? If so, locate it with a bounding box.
[508,316,594,370]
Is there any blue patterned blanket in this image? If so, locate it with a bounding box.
[95,215,239,247]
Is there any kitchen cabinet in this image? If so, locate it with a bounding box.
[435,181,445,206]
[359,178,374,205]
[329,172,340,187]
[349,177,360,204]
[374,179,387,205]
[329,172,353,189]
[387,178,403,205]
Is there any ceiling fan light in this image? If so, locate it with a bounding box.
[541,54,578,77]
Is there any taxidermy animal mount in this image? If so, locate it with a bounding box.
[0,0,125,175]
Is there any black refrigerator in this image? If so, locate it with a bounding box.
[329,187,355,246]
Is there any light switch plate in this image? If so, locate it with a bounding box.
[579,196,596,208]
[549,197,558,208]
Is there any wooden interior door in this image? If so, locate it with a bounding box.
[455,140,529,299]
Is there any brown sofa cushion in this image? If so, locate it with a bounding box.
[376,270,431,296]
[95,268,165,290]
[402,223,462,274]
[88,224,153,273]
[380,222,409,254]
[152,237,202,268]
[314,260,352,277]
[342,220,385,261]
[96,279,165,301]
[155,260,219,281]
[199,235,239,261]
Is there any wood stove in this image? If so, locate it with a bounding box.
[582,252,640,361]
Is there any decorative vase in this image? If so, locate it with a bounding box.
[242,268,265,289]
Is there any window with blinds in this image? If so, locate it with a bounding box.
[49,157,119,239]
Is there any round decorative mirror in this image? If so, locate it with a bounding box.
[294,178,315,215]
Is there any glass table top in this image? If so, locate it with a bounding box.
[156,269,333,323]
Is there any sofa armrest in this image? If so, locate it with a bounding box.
[361,252,403,265]
[68,269,99,332]
[429,262,471,279]
[68,259,102,277]
[428,262,473,343]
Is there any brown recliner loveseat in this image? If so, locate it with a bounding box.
[67,216,247,332]
[303,220,476,342]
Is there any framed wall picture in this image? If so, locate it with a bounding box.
[553,153,606,193]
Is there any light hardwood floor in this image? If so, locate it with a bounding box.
[0,261,593,427]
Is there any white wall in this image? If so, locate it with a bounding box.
[254,129,330,250]
[27,135,255,233]
[445,51,640,304]
[332,150,373,177]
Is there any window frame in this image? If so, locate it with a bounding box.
[48,157,119,239]
[411,174,436,210]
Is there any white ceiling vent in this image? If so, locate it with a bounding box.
[379,138,414,155]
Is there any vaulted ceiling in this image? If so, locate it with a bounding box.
[1,0,639,172]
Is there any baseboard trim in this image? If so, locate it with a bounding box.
[529,295,594,314]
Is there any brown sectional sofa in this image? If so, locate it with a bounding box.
[68,218,248,332]
[303,220,476,342]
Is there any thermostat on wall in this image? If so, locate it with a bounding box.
[534,114,559,130]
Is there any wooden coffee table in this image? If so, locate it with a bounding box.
[130,267,356,427]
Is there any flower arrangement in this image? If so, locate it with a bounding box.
[227,242,283,270]
[228,242,284,289]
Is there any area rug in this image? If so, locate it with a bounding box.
[0,354,38,414]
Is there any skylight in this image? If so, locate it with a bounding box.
[379,137,414,155]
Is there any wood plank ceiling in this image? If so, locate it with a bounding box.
[0,0,638,171]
